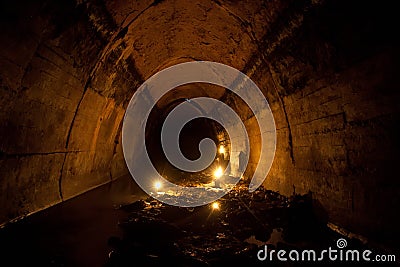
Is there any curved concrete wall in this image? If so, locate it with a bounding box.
[0,0,399,245]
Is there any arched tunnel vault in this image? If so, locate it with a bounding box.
[0,0,399,246]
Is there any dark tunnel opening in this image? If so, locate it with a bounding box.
[146,99,227,186]
[0,0,400,266]
[144,83,257,187]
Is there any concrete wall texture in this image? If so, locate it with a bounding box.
[0,0,399,245]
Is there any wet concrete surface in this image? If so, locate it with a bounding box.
[0,175,147,266]
[0,175,397,266]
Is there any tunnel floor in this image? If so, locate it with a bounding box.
[0,175,388,267]
[0,175,147,266]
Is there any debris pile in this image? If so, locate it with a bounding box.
[105,182,341,266]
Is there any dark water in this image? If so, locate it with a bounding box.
[0,175,146,267]
[0,176,396,267]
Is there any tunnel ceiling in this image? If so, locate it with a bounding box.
[104,0,283,76]
[1,0,400,246]
[89,0,292,103]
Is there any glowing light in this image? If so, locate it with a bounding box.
[154,181,162,190]
[218,145,225,154]
[213,166,223,179]
[211,202,220,210]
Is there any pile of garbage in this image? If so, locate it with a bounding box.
[105,182,342,266]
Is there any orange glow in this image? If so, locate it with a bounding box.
[213,166,223,179]
[211,202,220,210]
[154,181,162,190]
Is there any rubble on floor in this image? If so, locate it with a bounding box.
[105,181,363,266]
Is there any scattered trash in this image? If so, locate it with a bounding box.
[106,180,347,266]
